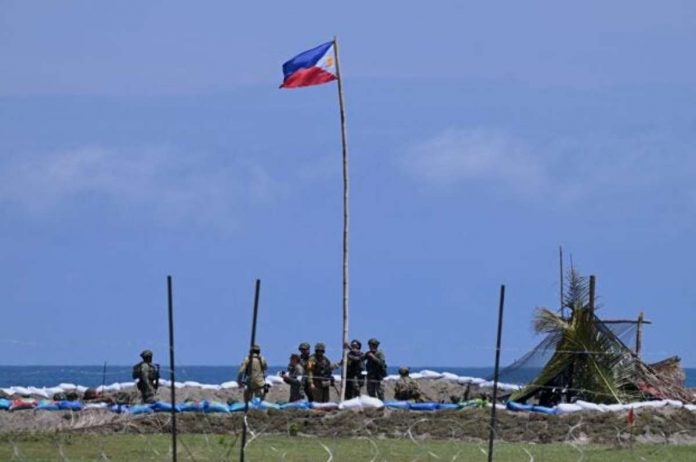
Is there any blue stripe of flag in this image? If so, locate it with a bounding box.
[282,41,334,79]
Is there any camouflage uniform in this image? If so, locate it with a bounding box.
[283,360,305,402]
[394,368,422,401]
[365,339,386,401]
[344,340,365,400]
[133,350,159,404]
[298,342,313,401]
[237,349,268,402]
[307,343,335,403]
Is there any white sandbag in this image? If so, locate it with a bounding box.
[384,374,400,381]
[441,372,459,381]
[418,370,443,379]
[601,403,626,412]
[685,404,696,411]
[338,395,384,411]
[183,381,202,388]
[1,388,14,396]
[28,387,49,398]
[76,385,88,394]
[359,395,384,409]
[575,400,605,412]
[201,384,222,391]
[338,397,362,410]
[13,386,31,396]
[158,380,171,387]
[58,383,77,391]
[664,400,683,408]
[556,403,583,414]
[174,382,186,389]
[119,382,136,389]
[265,376,284,385]
[409,373,424,380]
[633,400,667,409]
[103,383,121,392]
[221,381,238,389]
[46,386,64,396]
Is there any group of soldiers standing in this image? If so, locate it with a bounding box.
[134,339,422,404]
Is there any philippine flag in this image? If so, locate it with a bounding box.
[280,41,337,89]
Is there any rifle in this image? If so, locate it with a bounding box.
[153,364,161,390]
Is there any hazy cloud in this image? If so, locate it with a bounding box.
[0,146,280,228]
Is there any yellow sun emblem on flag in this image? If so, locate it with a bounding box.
[326,56,334,67]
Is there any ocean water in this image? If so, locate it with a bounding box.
[0,366,694,389]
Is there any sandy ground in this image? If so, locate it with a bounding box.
[2,379,696,444]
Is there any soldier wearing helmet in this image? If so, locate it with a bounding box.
[298,342,313,401]
[394,366,422,402]
[365,338,387,400]
[307,342,336,403]
[237,344,268,402]
[132,349,160,403]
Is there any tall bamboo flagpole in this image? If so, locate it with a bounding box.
[333,36,350,402]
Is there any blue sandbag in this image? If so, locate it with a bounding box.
[203,401,230,413]
[129,404,154,415]
[531,405,558,415]
[0,398,12,410]
[409,402,439,411]
[110,404,129,414]
[37,400,61,411]
[228,402,246,412]
[57,400,82,411]
[506,401,534,412]
[436,403,461,410]
[255,400,280,410]
[384,400,410,410]
[279,400,310,410]
[151,401,177,412]
[178,401,205,412]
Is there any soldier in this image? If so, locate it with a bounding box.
[298,342,313,401]
[281,353,305,402]
[393,367,423,402]
[344,339,365,400]
[364,338,387,400]
[306,342,335,403]
[132,350,160,404]
[236,344,268,402]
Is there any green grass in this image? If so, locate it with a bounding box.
[0,434,692,461]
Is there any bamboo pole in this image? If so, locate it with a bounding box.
[559,246,564,319]
[333,36,350,402]
[240,279,261,462]
[487,285,506,462]
[588,275,596,315]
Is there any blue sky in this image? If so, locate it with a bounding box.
[1,1,695,369]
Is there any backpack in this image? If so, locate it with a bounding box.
[132,362,143,381]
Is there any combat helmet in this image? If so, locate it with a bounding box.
[298,342,310,351]
[251,344,261,353]
[314,342,326,352]
[140,349,153,359]
[350,339,362,349]
[399,367,410,376]
[367,338,380,346]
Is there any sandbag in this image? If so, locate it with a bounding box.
[408,402,439,411]
[10,400,36,411]
[556,403,583,414]
[279,400,310,410]
[436,403,461,410]
[384,400,410,410]
[36,400,60,411]
[83,403,109,410]
[152,401,177,412]
[228,402,246,412]
[506,401,533,412]
[575,400,605,412]
[203,401,230,413]
[178,401,204,412]
[531,405,558,415]
[0,398,11,410]
[130,404,154,415]
[57,400,82,411]
[310,401,339,410]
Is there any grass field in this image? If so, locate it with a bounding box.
[0,434,692,461]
